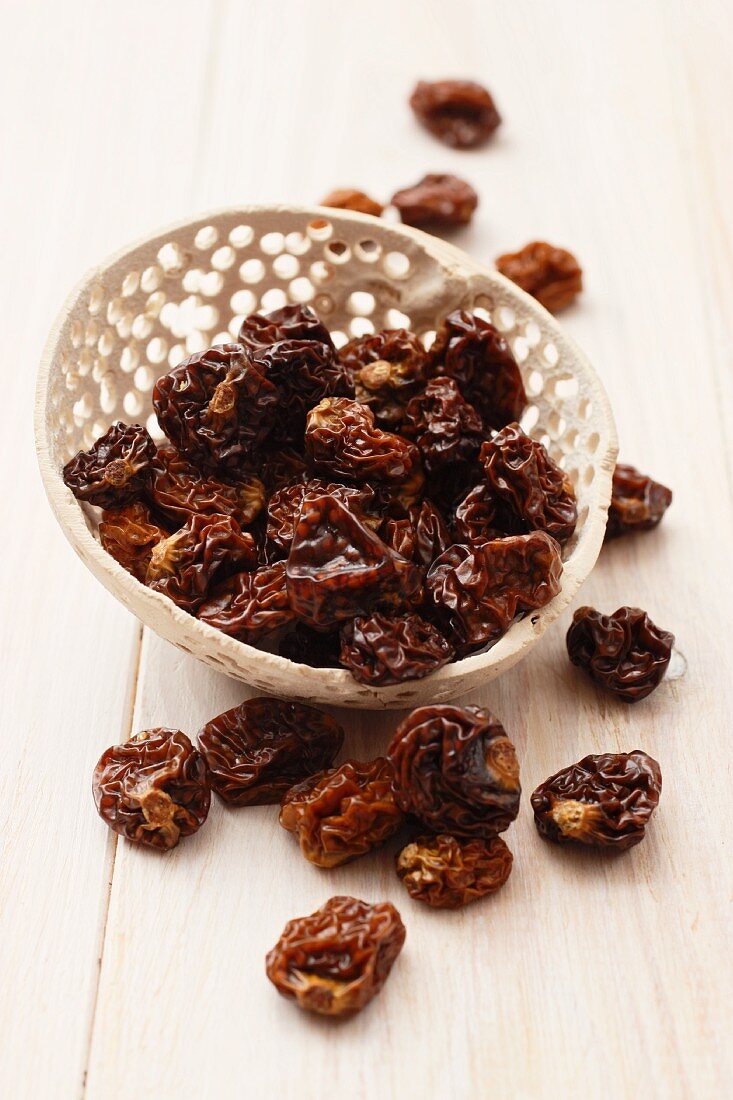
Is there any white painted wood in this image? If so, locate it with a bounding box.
[3,1,733,1097]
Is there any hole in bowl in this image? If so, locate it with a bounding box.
[285,231,311,255]
[273,253,299,279]
[240,259,265,284]
[383,251,410,279]
[260,232,285,256]
[194,226,219,250]
[229,225,254,249]
[288,277,315,303]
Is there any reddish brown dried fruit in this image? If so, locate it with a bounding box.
[198,561,294,642]
[146,513,257,613]
[153,344,278,471]
[410,79,501,148]
[99,502,168,582]
[340,612,453,685]
[198,697,344,806]
[320,189,384,217]
[428,311,527,430]
[63,421,156,508]
[381,516,417,560]
[257,447,308,494]
[388,705,520,838]
[278,623,341,668]
[531,751,662,850]
[280,758,403,867]
[567,606,674,703]
[238,303,334,353]
[149,445,265,528]
[481,422,577,543]
[452,483,504,544]
[392,173,478,229]
[92,728,210,851]
[267,478,378,553]
[305,397,421,486]
[496,240,583,313]
[265,895,405,1017]
[255,339,352,443]
[606,463,673,541]
[410,499,451,566]
[396,834,513,908]
[339,329,428,427]
[426,532,563,653]
[402,376,483,475]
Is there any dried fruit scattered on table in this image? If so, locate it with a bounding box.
[198,560,294,642]
[531,750,662,850]
[481,422,577,543]
[63,421,156,508]
[426,532,563,653]
[238,303,334,354]
[339,329,428,427]
[92,728,210,851]
[428,311,527,430]
[278,622,341,668]
[198,697,344,806]
[99,502,167,582]
[396,834,513,908]
[267,478,378,554]
[339,612,454,685]
[265,895,405,1017]
[255,338,352,443]
[402,376,483,475]
[153,343,278,471]
[149,444,265,528]
[409,79,501,148]
[605,463,673,541]
[496,241,582,313]
[391,173,478,229]
[305,396,421,486]
[566,605,674,702]
[388,705,521,838]
[146,513,257,613]
[320,189,384,217]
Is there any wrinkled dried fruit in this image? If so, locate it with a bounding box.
[305,396,421,485]
[388,705,520,838]
[496,241,583,313]
[426,532,563,653]
[257,447,308,494]
[280,757,403,867]
[197,560,294,642]
[396,833,513,908]
[339,329,428,426]
[567,605,674,702]
[238,303,334,353]
[279,623,341,667]
[320,189,384,217]
[198,697,344,806]
[92,728,210,851]
[99,502,168,582]
[410,79,501,148]
[452,483,504,543]
[149,444,265,528]
[340,612,453,685]
[391,174,478,229]
[265,895,405,1017]
[410,499,451,566]
[481,422,577,543]
[402,375,484,474]
[428,311,526,430]
[153,344,278,471]
[381,516,416,560]
[267,478,378,553]
[531,750,662,850]
[606,463,673,541]
[63,421,156,508]
[146,513,257,613]
[255,339,352,443]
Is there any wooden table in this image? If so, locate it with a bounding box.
[2,2,731,1096]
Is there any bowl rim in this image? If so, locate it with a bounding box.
[35,203,618,705]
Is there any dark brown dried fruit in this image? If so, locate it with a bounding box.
[257,447,308,494]
[452,483,504,543]
[339,612,453,685]
[380,516,417,561]
[531,750,662,850]
[481,422,577,543]
[388,705,520,838]
[198,697,344,806]
[63,421,156,508]
[265,895,405,1017]
[391,174,478,229]
[410,79,501,148]
[280,757,403,867]
[92,728,210,851]
[426,532,563,653]
[402,376,483,475]
[278,623,341,668]
[305,397,421,486]
[566,606,674,703]
[149,444,265,528]
[339,329,428,427]
[255,339,352,443]
[153,344,278,471]
[197,561,294,642]
[320,189,384,217]
[496,240,583,313]
[396,833,513,908]
[605,463,673,541]
[428,311,527,430]
[146,513,257,613]
[99,502,168,582]
[410,499,451,566]
[267,478,378,553]
[238,303,334,354]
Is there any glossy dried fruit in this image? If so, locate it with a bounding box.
[496,240,583,313]
[428,311,527,430]
[380,516,416,561]
[567,606,674,703]
[99,502,168,582]
[606,463,673,541]
[452,483,504,543]
[198,697,344,806]
[531,750,662,850]
[63,421,156,508]
[305,397,421,486]
[320,189,384,217]
[410,79,501,148]
[396,834,513,908]
[340,612,453,685]
[257,447,308,494]
[238,303,334,354]
[149,444,265,528]
[267,478,378,553]
[339,329,428,426]
[255,338,352,443]
[153,343,278,471]
[146,513,257,613]
[265,895,405,1017]
[388,705,520,838]
[481,422,577,543]
[410,499,451,566]
[426,532,563,652]
[92,728,210,851]
[198,561,294,641]
[280,757,403,867]
[402,375,483,474]
[391,173,478,229]
[278,623,341,668]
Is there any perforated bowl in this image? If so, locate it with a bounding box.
[35,205,617,709]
